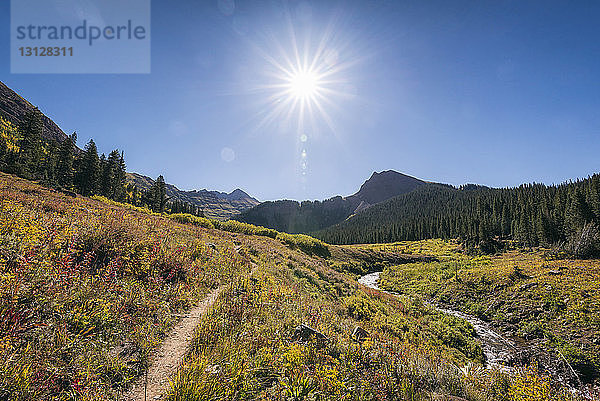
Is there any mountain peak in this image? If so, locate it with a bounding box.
[354,170,425,205]
[224,188,254,201]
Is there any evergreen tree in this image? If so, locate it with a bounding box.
[114,152,127,201]
[18,108,44,178]
[77,139,100,195]
[151,175,167,213]
[99,153,111,196]
[56,133,76,189]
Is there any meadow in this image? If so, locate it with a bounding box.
[0,174,589,400]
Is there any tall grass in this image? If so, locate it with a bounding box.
[0,174,248,400]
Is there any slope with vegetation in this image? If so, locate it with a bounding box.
[0,173,586,400]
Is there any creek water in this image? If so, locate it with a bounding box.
[358,271,517,370]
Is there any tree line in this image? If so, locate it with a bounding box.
[315,177,600,257]
[0,108,204,216]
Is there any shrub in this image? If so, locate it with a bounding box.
[216,220,278,238]
[343,294,377,320]
[276,232,330,257]
[168,213,215,229]
[91,195,155,215]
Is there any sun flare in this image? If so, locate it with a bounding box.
[287,70,320,100]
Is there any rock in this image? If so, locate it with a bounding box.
[352,326,370,343]
[519,282,538,291]
[547,270,562,276]
[291,324,327,347]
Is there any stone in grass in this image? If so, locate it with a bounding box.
[547,270,562,275]
[291,324,328,348]
[352,326,370,343]
[519,282,538,291]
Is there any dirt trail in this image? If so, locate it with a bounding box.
[122,286,223,401]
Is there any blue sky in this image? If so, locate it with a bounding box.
[1,0,599,201]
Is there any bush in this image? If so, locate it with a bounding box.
[343,294,377,320]
[215,220,278,238]
[169,213,215,229]
[91,195,155,215]
[276,232,330,257]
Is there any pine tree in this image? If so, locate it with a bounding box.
[57,133,76,189]
[77,139,100,195]
[99,153,111,197]
[114,152,127,201]
[18,108,44,178]
[151,175,167,213]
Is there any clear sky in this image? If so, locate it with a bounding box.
[1,0,599,201]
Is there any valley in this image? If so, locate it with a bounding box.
[0,173,595,400]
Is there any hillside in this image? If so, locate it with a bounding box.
[0,172,585,400]
[235,170,426,233]
[0,81,70,144]
[126,172,259,220]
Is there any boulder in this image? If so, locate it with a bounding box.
[291,324,327,347]
[519,282,538,291]
[547,270,562,276]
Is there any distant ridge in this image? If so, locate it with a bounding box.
[234,170,426,233]
[126,172,259,220]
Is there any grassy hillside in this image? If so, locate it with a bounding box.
[0,173,587,400]
[0,173,249,400]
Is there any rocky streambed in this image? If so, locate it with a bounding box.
[358,271,591,397]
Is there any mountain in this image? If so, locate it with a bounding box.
[234,170,426,233]
[0,81,70,143]
[353,170,425,204]
[126,172,259,220]
[314,174,600,252]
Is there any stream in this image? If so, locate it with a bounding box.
[358,271,591,397]
[358,271,516,370]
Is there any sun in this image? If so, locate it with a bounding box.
[287,70,320,100]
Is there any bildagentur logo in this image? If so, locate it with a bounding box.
[11,0,151,74]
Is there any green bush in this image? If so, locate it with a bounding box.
[276,232,330,257]
[168,213,215,229]
[343,294,377,320]
[216,220,278,238]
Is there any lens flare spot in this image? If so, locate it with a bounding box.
[221,147,235,162]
